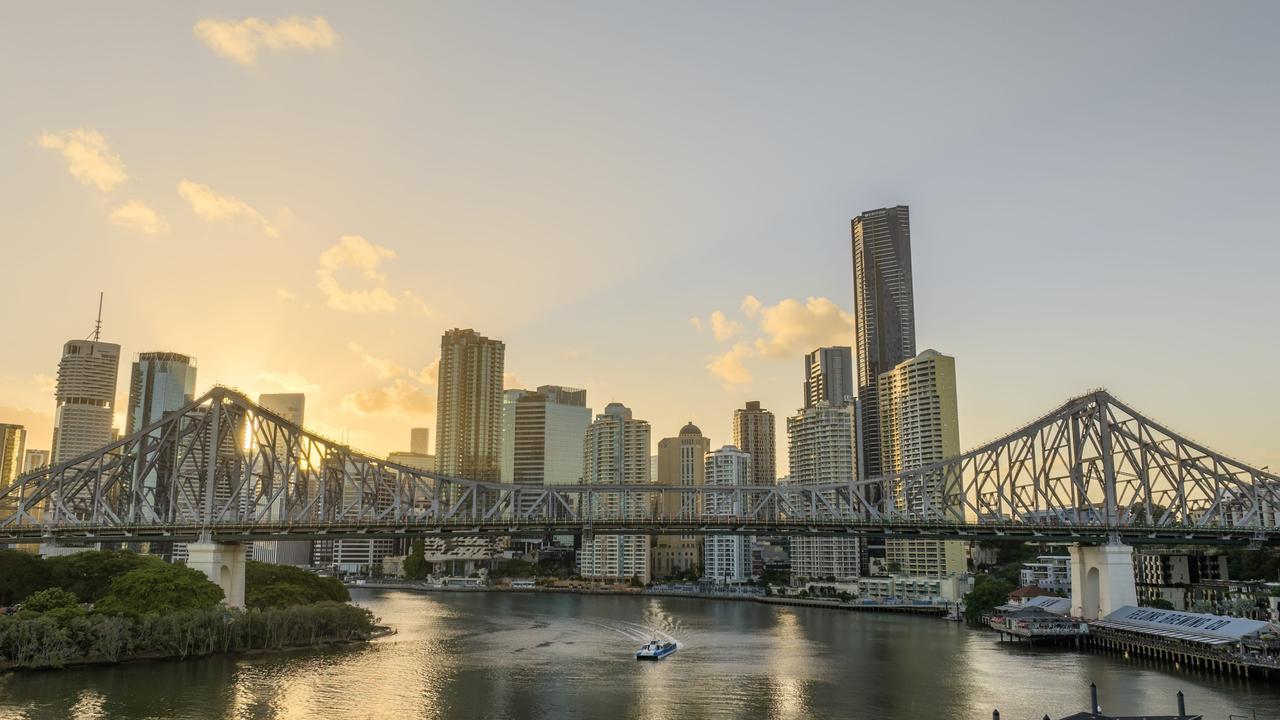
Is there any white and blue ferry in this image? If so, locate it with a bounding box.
[635,640,677,660]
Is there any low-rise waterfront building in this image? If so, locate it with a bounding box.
[1089,605,1280,677]
[856,574,969,603]
[1020,555,1072,593]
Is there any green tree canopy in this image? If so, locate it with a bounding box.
[94,563,224,617]
[403,539,427,580]
[46,549,158,603]
[0,549,51,605]
[245,561,349,609]
[496,558,536,579]
[1141,597,1176,610]
[962,575,1017,625]
[16,586,86,624]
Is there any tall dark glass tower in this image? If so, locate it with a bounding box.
[851,205,916,482]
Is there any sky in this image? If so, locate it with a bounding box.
[1,2,1277,473]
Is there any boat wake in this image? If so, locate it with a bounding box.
[581,619,680,648]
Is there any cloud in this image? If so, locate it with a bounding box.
[342,379,435,416]
[255,370,319,393]
[194,16,338,66]
[689,316,704,332]
[401,290,430,316]
[740,295,763,320]
[561,350,582,361]
[709,310,743,342]
[706,343,753,389]
[109,200,168,235]
[315,235,400,313]
[275,288,296,302]
[36,129,128,192]
[750,297,855,359]
[347,342,406,380]
[178,179,279,237]
[31,374,57,395]
[504,371,523,390]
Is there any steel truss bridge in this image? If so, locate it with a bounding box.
[1,387,1277,547]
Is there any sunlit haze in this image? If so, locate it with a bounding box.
[2,2,1277,472]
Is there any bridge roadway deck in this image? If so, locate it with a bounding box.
[2,519,1276,546]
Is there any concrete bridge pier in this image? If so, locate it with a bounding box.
[186,540,247,608]
[1068,541,1137,620]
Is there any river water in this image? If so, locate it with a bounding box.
[2,589,1278,719]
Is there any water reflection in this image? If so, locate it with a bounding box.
[2,590,1279,720]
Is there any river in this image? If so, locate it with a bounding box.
[1,589,1278,719]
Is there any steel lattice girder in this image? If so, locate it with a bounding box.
[1,387,1277,541]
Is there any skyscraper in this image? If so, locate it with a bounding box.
[500,388,530,484]
[258,393,306,426]
[52,339,121,464]
[511,385,591,518]
[435,329,505,487]
[703,445,753,584]
[410,427,430,455]
[126,352,197,433]
[786,403,860,581]
[578,403,650,583]
[0,425,26,512]
[652,422,709,579]
[804,347,855,409]
[878,349,966,578]
[23,448,50,474]
[852,205,916,483]
[732,401,776,486]
[255,392,312,566]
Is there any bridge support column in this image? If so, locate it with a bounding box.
[1068,542,1137,620]
[186,541,246,608]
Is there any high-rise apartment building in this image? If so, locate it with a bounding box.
[255,392,312,566]
[258,393,306,426]
[0,425,26,512]
[652,422,709,579]
[787,403,860,581]
[703,445,753,584]
[23,448,50,474]
[804,347,855,409]
[410,428,430,455]
[52,339,121,464]
[511,386,590,490]
[852,205,915,483]
[878,349,966,578]
[732,401,776,486]
[435,329,504,487]
[578,403,650,583]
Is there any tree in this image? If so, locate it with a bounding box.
[46,549,158,603]
[496,559,537,579]
[628,575,643,588]
[1141,597,1175,610]
[962,575,1016,625]
[245,561,348,609]
[403,539,428,580]
[17,587,85,623]
[94,563,224,617]
[0,549,51,605]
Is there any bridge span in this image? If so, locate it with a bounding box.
[1,386,1276,616]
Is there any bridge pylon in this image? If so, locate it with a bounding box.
[186,537,247,608]
[1068,541,1137,620]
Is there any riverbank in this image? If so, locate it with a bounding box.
[351,580,952,616]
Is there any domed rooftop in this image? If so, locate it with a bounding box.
[680,421,702,436]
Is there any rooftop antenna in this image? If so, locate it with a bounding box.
[90,292,104,341]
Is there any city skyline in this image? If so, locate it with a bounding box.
[2,3,1279,475]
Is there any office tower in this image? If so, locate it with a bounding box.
[511,386,590,510]
[878,349,966,578]
[500,389,530,484]
[126,352,197,433]
[652,422,709,579]
[851,205,916,483]
[255,392,312,566]
[804,347,854,409]
[786,403,860,581]
[578,403,650,583]
[258,393,305,426]
[732,401,776,486]
[52,339,121,464]
[410,427,430,455]
[703,445,753,584]
[0,425,26,511]
[23,448,50,474]
[435,329,504,486]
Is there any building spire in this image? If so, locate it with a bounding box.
[91,291,104,341]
